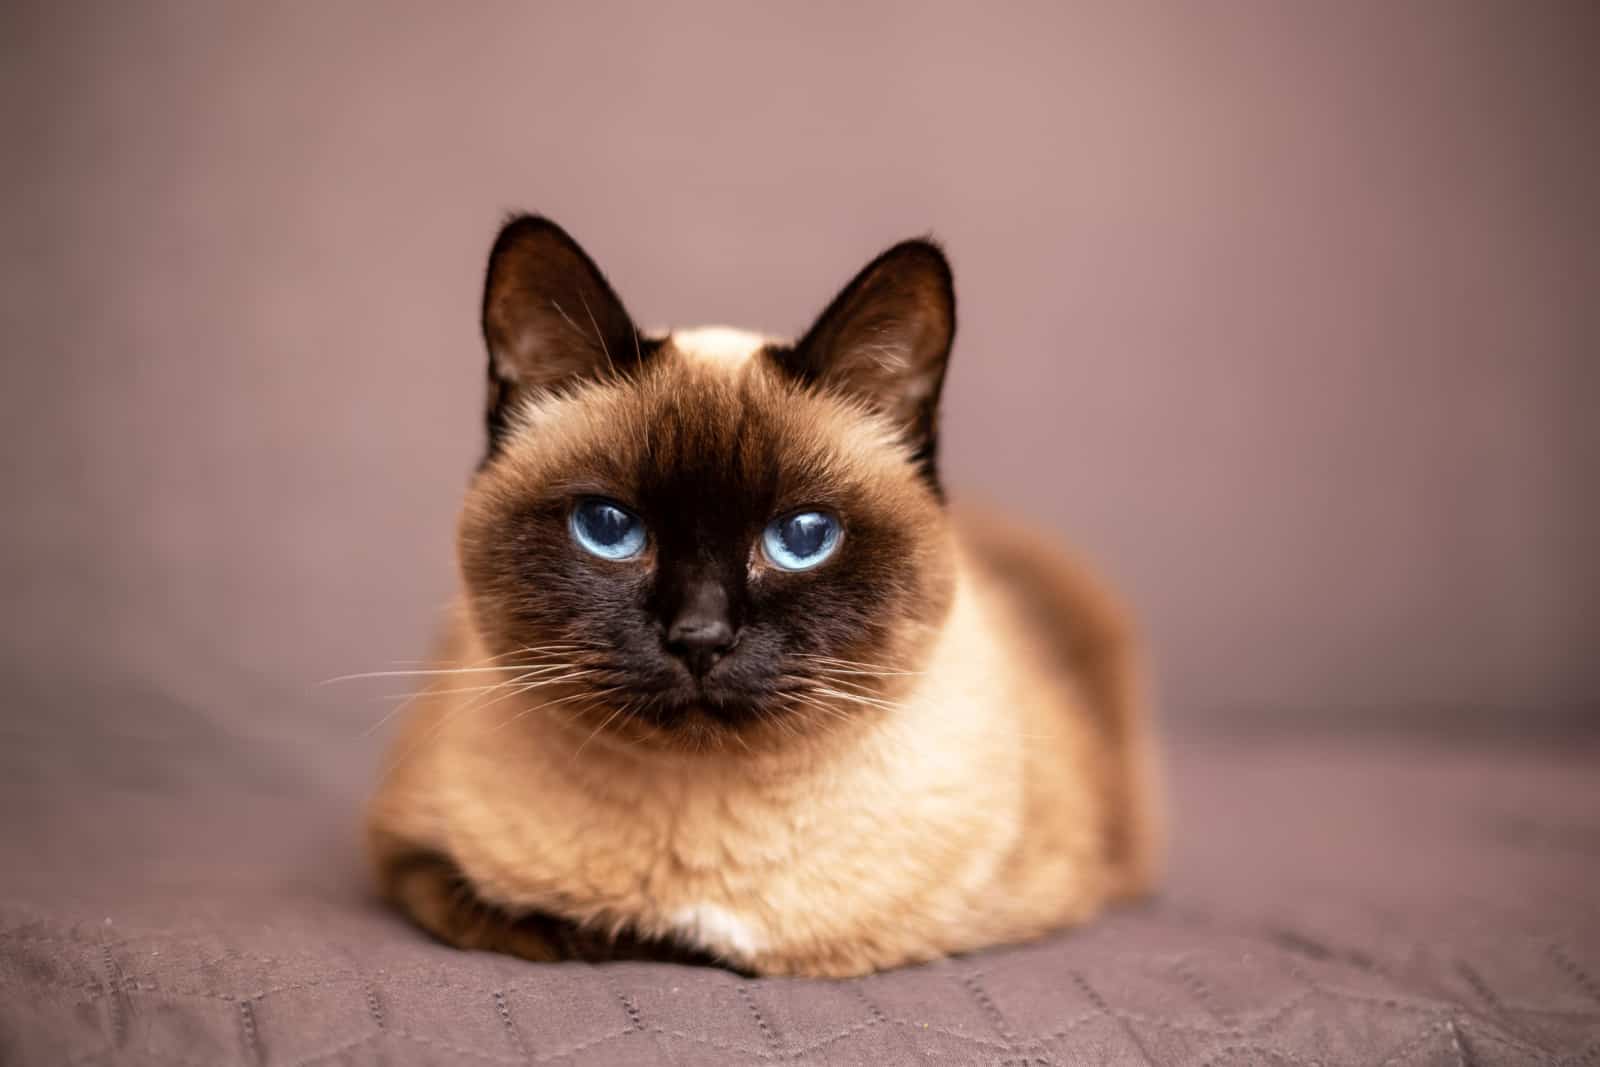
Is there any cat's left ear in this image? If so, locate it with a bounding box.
[480,215,644,457]
[776,239,956,488]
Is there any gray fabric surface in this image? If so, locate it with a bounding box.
[2,669,1597,1065]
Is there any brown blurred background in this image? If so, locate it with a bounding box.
[2,2,1595,757]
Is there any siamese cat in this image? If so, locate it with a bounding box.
[366,215,1159,978]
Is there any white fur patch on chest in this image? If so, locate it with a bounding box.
[670,902,766,960]
[667,326,774,368]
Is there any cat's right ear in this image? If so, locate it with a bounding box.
[480,215,644,455]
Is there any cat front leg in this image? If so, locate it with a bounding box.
[374,842,565,962]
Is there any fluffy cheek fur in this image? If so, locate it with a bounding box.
[454,362,955,751]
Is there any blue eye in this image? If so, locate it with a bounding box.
[762,511,842,571]
[570,498,647,560]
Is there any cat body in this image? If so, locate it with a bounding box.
[367,219,1158,977]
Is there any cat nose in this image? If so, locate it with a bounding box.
[666,616,735,677]
[664,580,737,677]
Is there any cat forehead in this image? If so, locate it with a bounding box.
[661,326,781,368]
[495,338,913,498]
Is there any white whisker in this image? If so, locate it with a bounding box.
[810,686,903,712]
[577,288,618,378]
[795,654,921,676]
[327,661,579,684]
[573,695,632,756]
[376,666,594,700]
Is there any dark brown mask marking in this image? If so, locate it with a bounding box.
[461,215,959,743]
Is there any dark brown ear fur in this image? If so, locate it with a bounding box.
[774,240,956,490]
[480,215,651,457]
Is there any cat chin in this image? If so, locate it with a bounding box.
[639,694,790,733]
[563,691,843,754]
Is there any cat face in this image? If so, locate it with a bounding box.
[457,217,958,750]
